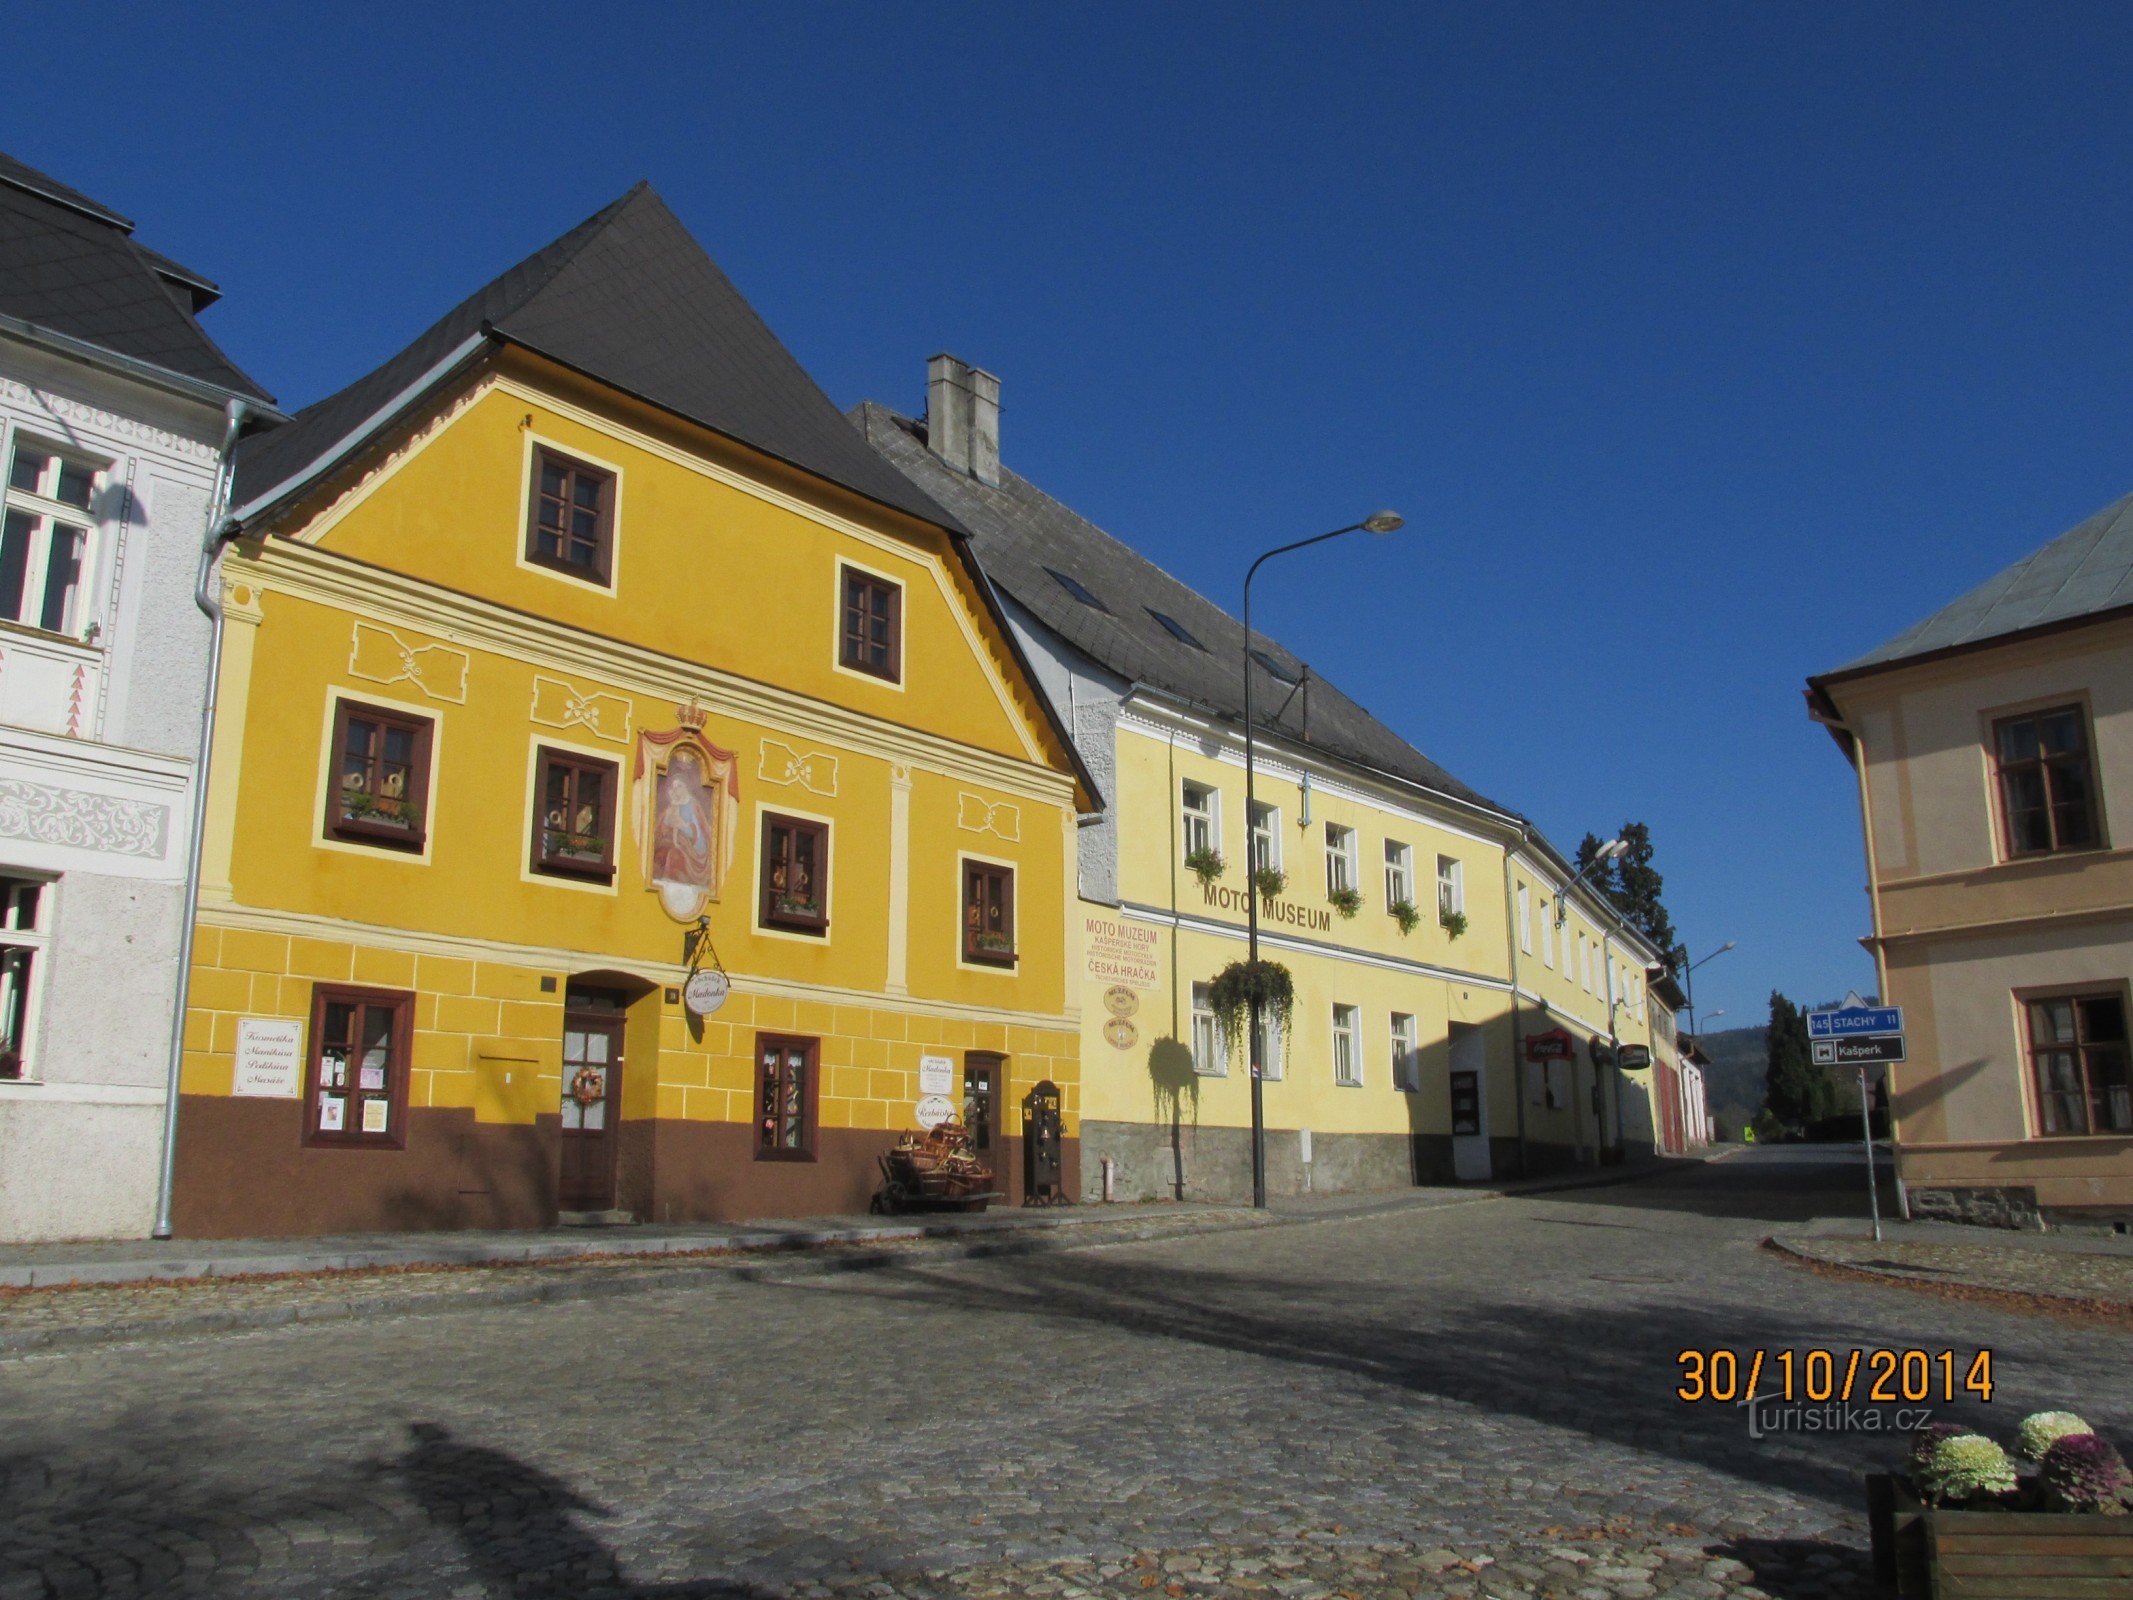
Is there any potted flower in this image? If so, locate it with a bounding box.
[1328,885,1364,919]
[1251,865,1286,899]
[1389,897,1421,935]
[1439,907,1468,940]
[1184,846,1226,887]
[1867,1411,2133,1597]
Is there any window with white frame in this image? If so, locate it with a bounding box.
[1251,1010,1285,1080]
[0,877,50,1079]
[1181,780,1219,862]
[1190,982,1226,1076]
[1517,883,1532,954]
[1542,904,1556,969]
[1436,854,1463,919]
[2,438,103,640]
[1390,1012,1419,1092]
[1384,839,1413,908]
[1332,1004,1361,1086]
[1325,822,1357,897]
[1582,935,1596,994]
[1248,799,1280,876]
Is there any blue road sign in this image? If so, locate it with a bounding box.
[1808,1004,1904,1039]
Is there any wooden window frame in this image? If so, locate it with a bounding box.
[524,446,616,587]
[1248,800,1280,875]
[839,565,903,683]
[0,876,49,1081]
[1384,839,1413,908]
[1180,780,1219,862]
[1390,1012,1419,1093]
[1332,1003,1362,1087]
[1991,702,2105,860]
[754,1032,820,1161]
[1324,823,1356,897]
[962,859,1017,967]
[2022,984,2132,1138]
[530,746,619,882]
[759,811,830,935]
[325,698,434,851]
[302,983,413,1150]
[1,434,104,642]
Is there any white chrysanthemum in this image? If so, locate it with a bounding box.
[2017,1411,2091,1462]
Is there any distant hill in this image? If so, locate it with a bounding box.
[1694,1024,1765,1138]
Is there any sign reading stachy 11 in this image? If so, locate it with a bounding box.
[1807,1000,1904,1039]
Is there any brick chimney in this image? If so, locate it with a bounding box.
[926,353,1000,487]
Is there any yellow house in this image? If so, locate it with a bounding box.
[170,186,1094,1235]
[858,361,1664,1198]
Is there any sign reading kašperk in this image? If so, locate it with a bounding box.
[1085,915,1159,990]
[1199,881,1335,933]
[1807,994,1906,1069]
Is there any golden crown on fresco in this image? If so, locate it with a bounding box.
[675,699,709,731]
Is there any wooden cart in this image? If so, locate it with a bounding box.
[872,1120,1002,1214]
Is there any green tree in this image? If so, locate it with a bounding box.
[1577,823,1679,971]
[1764,990,1836,1127]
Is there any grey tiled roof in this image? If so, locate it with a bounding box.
[0,151,270,402]
[1834,490,2133,675]
[234,183,955,532]
[852,401,1508,817]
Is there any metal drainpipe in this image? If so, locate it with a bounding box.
[1501,834,1528,1178]
[151,398,247,1239]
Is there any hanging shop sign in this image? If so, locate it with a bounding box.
[1615,1045,1652,1071]
[1523,1028,1575,1063]
[683,969,729,1017]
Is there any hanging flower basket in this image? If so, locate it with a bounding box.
[1390,897,1421,935]
[1184,847,1226,886]
[1207,959,1295,1070]
[1440,908,1469,940]
[1328,886,1364,919]
[1251,865,1286,899]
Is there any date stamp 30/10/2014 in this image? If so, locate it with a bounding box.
[1676,1347,1994,1406]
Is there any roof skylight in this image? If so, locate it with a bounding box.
[1251,649,1299,684]
[1147,609,1205,650]
[1047,567,1109,612]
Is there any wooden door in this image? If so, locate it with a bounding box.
[963,1052,1003,1191]
[559,986,626,1211]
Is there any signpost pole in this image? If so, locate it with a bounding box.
[1860,1064,1883,1244]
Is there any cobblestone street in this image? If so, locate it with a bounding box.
[4,1149,2127,1599]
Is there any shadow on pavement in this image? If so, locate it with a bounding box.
[1515,1148,1894,1226]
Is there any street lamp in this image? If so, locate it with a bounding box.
[1673,939,1737,1040]
[1554,838,1628,927]
[1242,510,1404,1209]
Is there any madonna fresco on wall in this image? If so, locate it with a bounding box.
[632,706,740,921]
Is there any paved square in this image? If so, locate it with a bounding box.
[3,1149,2125,1598]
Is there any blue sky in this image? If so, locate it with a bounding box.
[19,3,2133,1032]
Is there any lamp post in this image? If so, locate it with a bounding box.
[1242,510,1404,1208]
[1673,939,1737,1041]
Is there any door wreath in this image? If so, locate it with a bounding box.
[568,1065,606,1108]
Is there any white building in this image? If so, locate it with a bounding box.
[0,152,275,1240]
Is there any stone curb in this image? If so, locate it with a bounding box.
[0,1211,1278,1357]
[1761,1236,2133,1326]
[0,1157,1713,1357]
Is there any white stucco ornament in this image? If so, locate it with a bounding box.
[682,969,729,1017]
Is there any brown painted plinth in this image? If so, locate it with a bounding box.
[1866,1472,2133,1599]
[172,1095,1078,1238]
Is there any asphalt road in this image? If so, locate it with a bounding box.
[2,1147,2122,1599]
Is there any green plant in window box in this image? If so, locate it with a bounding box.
[1328,885,1364,919]
[1207,959,1295,1067]
[972,931,1015,955]
[1390,897,1421,935]
[1251,865,1286,899]
[545,829,608,860]
[774,895,822,918]
[1184,846,1226,886]
[1440,907,1469,940]
[340,788,410,827]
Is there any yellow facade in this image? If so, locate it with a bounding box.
[174,354,1087,1234]
[1079,703,1658,1197]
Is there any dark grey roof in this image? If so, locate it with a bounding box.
[0,150,270,402]
[852,401,1509,817]
[1831,490,2133,676]
[233,183,955,531]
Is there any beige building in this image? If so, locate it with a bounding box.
[1809,490,2133,1226]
